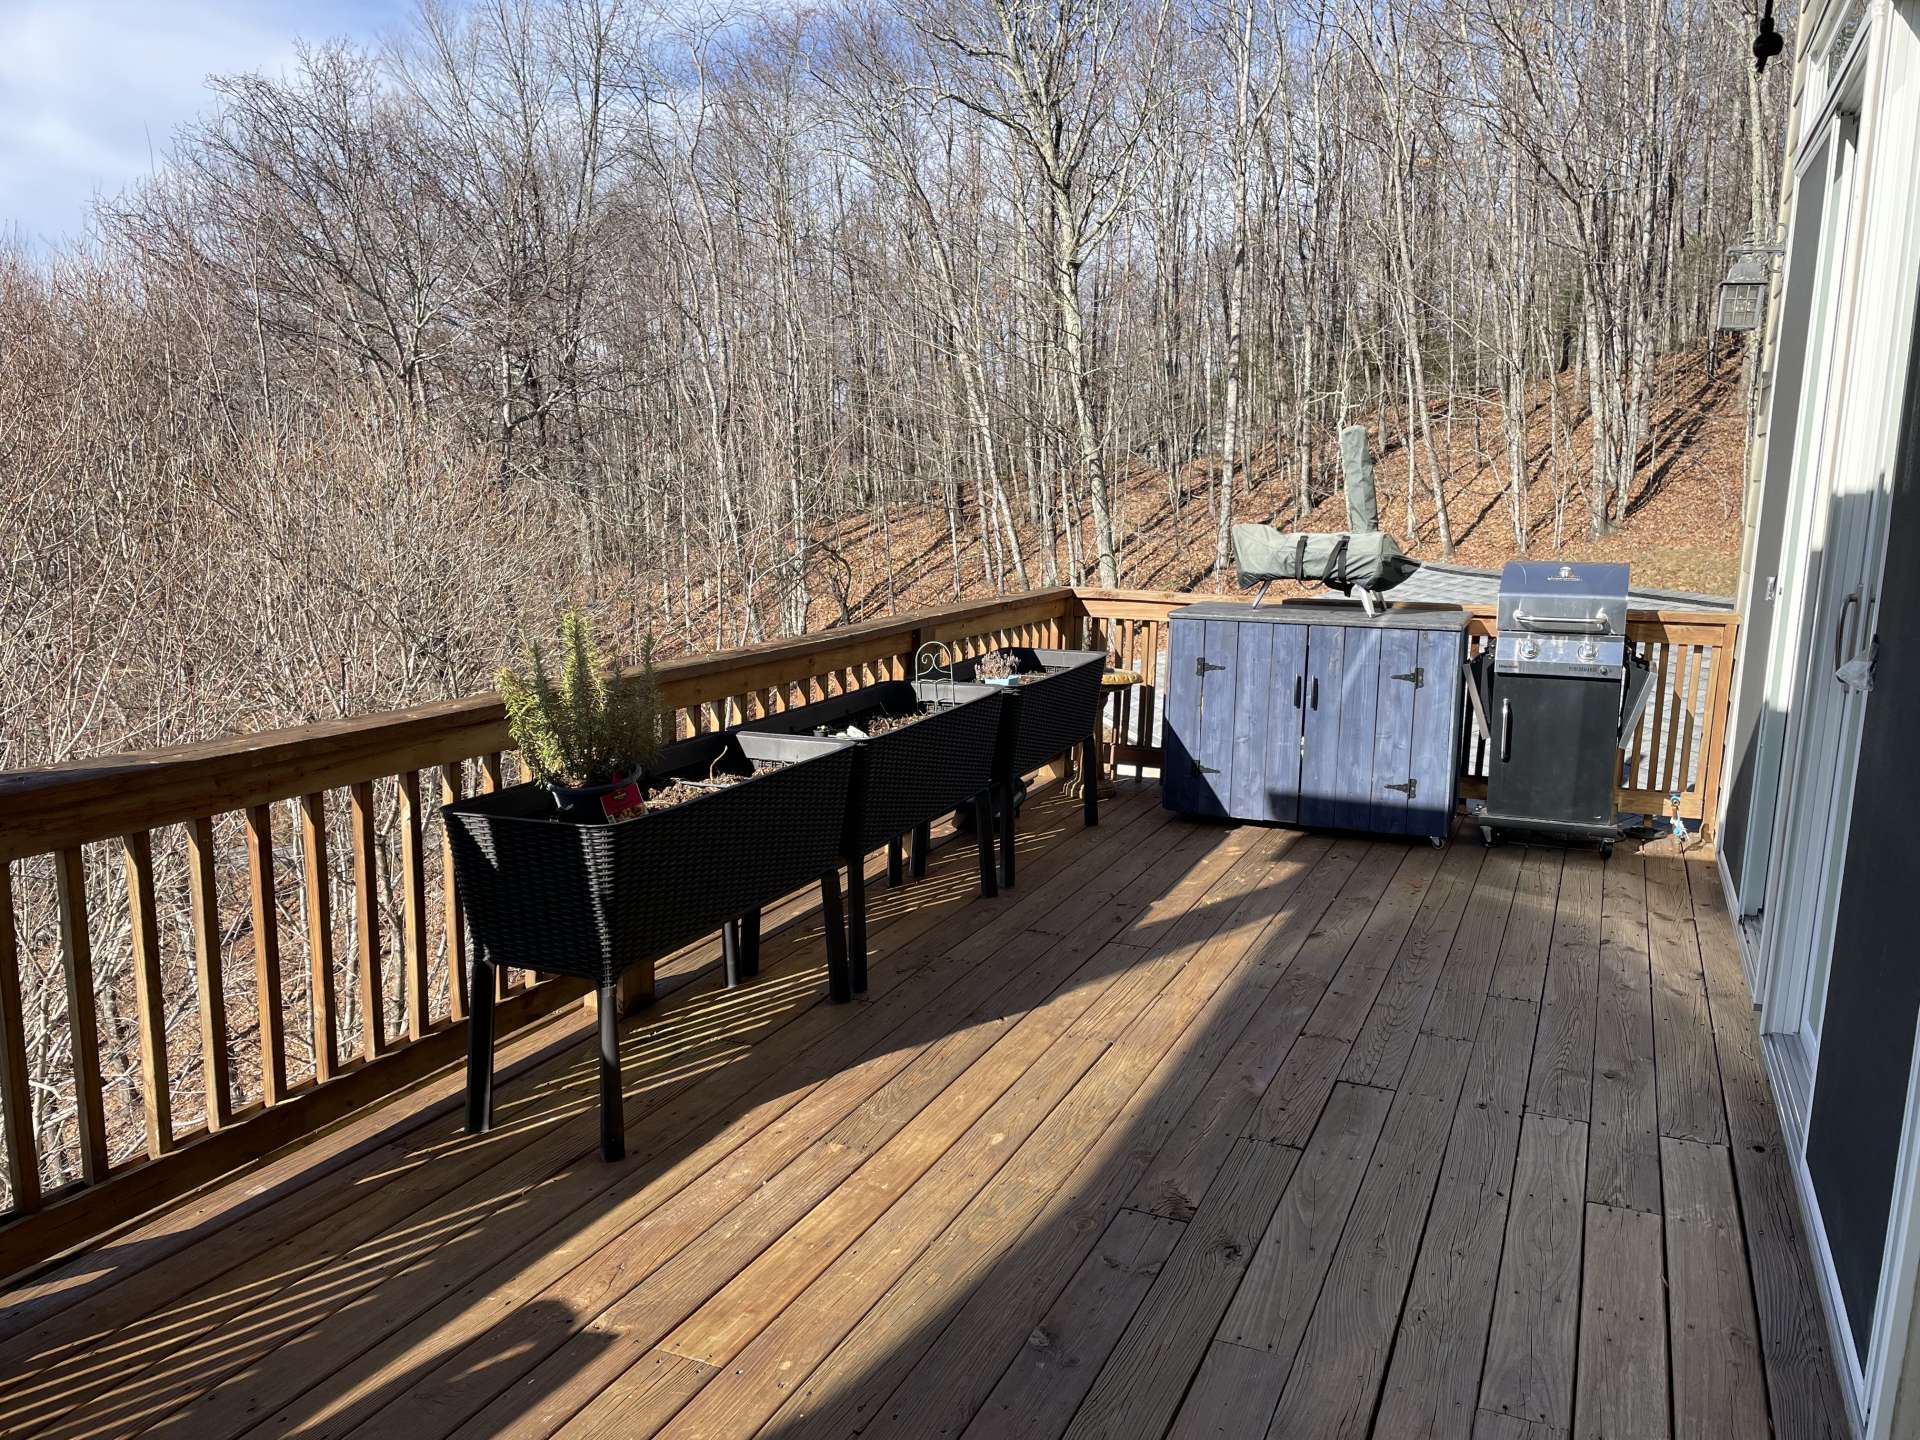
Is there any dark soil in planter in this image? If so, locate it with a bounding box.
[841,708,933,738]
[646,758,792,811]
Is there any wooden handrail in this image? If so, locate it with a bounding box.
[0,588,1079,864]
[0,588,1082,1277]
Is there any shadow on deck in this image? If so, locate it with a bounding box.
[0,781,1849,1439]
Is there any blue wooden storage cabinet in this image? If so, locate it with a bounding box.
[1162,602,1471,841]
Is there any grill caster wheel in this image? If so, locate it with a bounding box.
[1599,840,1615,860]
[1479,825,1496,848]
[1430,835,1446,848]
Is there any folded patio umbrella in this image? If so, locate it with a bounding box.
[1229,425,1420,612]
[1229,524,1421,596]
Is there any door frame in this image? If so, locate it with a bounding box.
[1751,45,1877,1124]
[1747,1,1920,1427]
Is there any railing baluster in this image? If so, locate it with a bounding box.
[122,830,175,1157]
[1663,645,1701,798]
[0,862,41,1212]
[480,753,504,793]
[186,817,232,1131]
[441,765,467,1023]
[299,793,338,1083]
[55,847,109,1182]
[398,772,429,1042]
[245,805,286,1107]
[349,780,385,1060]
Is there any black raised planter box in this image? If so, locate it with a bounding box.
[949,647,1108,886]
[443,730,856,1161]
[743,680,1007,989]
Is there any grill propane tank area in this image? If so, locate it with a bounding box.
[1467,560,1655,855]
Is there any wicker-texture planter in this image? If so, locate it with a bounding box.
[743,681,1006,986]
[444,731,857,1161]
[950,647,1108,885]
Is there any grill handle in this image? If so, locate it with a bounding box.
[1510,609,1612,634]
[1499,699,1512,763]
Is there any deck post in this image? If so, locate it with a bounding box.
[464,959,495,1135]
[597,980,624,1162]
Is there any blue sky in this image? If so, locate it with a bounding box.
[0,0,405,252]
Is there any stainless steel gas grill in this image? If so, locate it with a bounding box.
[1467,561,1655,855]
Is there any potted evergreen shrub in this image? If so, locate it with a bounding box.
[444,612,858,1162]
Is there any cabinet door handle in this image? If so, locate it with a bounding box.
[1499,698,1512,763]
[1310,678,1319,710]
[1293,674,1303,708]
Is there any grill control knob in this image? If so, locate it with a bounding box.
[1579,641,1598,662]
[1519,639,1539,660]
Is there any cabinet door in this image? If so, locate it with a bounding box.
[1371,629,1420,834]
[1193,620,1241,816]
[1163,617,1238,816]
[1163,618,1203,812]
[1299,625,1345,829]
[1260,622,1308,823]
[1406,629,1465,837]
[1333,627,1383,831]
[1226,622,1274,820]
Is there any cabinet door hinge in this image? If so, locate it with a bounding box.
[1384,778,1418,799]
[1196,656,1225,677]
[1192,761,1222,779]
[1390,666,1425,688]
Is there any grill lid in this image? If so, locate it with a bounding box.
[1495,561,1632,679]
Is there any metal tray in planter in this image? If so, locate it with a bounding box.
[444,730,856,1161]
[949,647,1108,886]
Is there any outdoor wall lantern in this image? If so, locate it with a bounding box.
[1716,245,1777,332]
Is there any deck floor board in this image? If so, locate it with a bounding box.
[0,786,1848,1440]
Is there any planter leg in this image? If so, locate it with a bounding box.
[847,856,869,994]
[1082,734,1100,827]
[887,836,904,888]
[740,909,760,976]
[999,779,1017,888]
[911,823,930,879]
[975,793,997,899]
[598,980,624,1162]
[820,870,851,1003]
[723,910,761,986]
[722,919,745,989]
[465,959,495,1136]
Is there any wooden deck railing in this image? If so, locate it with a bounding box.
[0,588,1082,1276]
[0,583,1736,1277]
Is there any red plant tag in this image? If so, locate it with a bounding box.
[601,780,647,823]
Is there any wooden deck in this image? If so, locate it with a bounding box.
[0,780,1849,1440]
